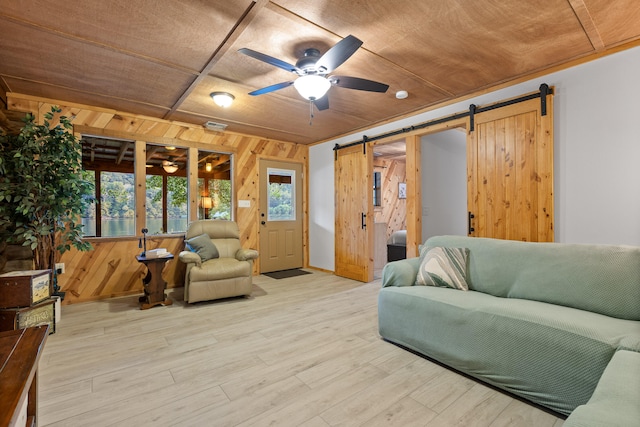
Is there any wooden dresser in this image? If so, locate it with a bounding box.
[0,325,49,427]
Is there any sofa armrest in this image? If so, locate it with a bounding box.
[236,248,259,261]
[381,257,422,288]
[179,250,202,266]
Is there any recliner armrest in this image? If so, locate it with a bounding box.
[236,248,259,261]
[179,250,202,266]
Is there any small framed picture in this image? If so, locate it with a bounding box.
[398,182,406,199]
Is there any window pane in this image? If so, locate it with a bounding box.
[146,175,163,234]
[101,171,135,237]
[268,168,295,221]
[198,151,232,220]
[81,170,97,237]
[373,171,382,207]
[167,176,188,233]
[145,144,188,234]
[81,136,135,237]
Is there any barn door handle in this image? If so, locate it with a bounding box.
[468,212,475,235]
[361,213,367,230]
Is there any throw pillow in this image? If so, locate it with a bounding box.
[416,246,470,290]
[186,234,219,261]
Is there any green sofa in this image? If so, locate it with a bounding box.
[378,235,640,417]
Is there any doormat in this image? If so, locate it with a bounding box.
[263,268,312,280]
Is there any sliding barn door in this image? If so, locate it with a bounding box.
[335,145,374,282]
[468,95,554,242]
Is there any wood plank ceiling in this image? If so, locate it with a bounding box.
[1,0,639,145]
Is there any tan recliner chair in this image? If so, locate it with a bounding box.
[178,220,258,303]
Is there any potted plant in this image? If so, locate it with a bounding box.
[0,106,93,297]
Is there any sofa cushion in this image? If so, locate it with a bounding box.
[425,236,640,321]
[186,234,219,261]
[416,247,469,290]
[378,285,640,415]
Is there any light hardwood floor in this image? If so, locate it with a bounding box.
[38,271,565,427]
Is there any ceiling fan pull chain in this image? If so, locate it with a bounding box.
[309,100,314,126]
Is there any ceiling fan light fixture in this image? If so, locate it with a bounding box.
[293,75,331,101]
[162,160,179,174]
[210,92,235,108]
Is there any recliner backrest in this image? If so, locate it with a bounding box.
[186,220,242,259]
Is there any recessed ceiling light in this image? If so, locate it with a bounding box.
[396,90,409,99]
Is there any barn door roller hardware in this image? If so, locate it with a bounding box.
[333,84,553,151]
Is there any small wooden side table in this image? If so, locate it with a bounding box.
[136,254,174,310]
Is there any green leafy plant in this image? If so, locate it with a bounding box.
[0,106,93,284]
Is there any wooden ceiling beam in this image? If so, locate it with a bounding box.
[163,0,270,120]
[567,0,605,50]
[146,145,160,161]
[115,142,130,165]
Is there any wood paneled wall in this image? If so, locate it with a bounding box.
[6,93,308,305]
[373,159,407,239]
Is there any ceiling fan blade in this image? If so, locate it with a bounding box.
[330,75,389,93]
[315,35,363,73]
[238,48,300,74]
[248,81,294,96]
[313,95,330,111]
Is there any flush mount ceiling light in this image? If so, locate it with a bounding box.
[210,92,235,108]
[395,90,409,99]
[162,160,179,174]
[293,75,332,101]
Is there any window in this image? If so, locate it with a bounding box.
[267,168,295,221]
[145,144,188,234]
[81,137,136,237]
[197,151,232,220]
[81,170,97,236]
[373,170,382,207]
[81,136,234,237]
[100,171,135,236]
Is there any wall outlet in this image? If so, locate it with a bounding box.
[55,262,65,274]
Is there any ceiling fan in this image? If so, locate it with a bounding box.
[238,35,389,111]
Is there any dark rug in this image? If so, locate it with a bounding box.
[263,268,312,280]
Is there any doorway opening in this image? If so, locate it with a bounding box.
[372,141,407,279]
